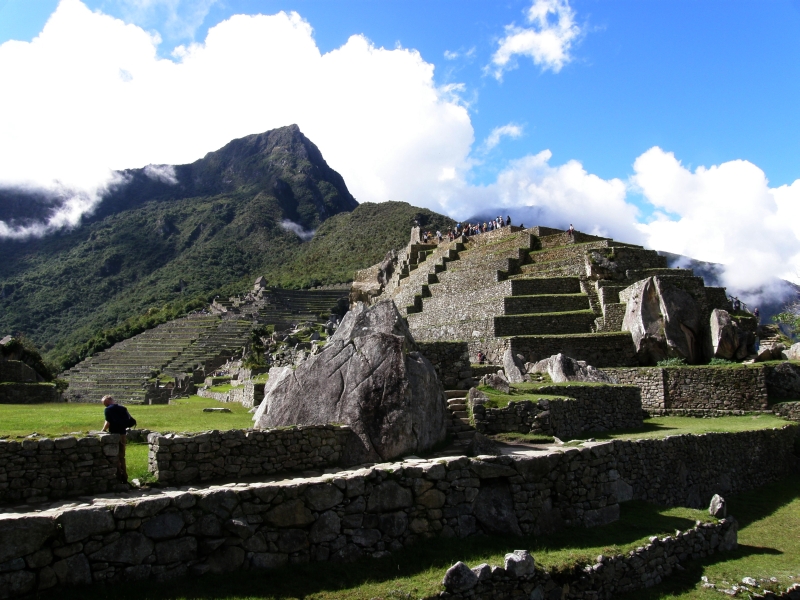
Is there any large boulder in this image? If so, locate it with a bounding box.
[621,276,703,365]
[528,353,616,384]
[710,309,740,360]
[253,300,447,465]
[502,349,526,384]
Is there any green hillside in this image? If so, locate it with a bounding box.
[0,126,455,370]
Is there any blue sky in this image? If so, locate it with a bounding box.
[1,0,799,296]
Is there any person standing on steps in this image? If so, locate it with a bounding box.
[101,395,136,484]
[568,223,575,238]
[506,215,511,227]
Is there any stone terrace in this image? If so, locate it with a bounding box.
[402,227,651,366]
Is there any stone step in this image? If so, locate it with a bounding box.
[494,311,597,336]
[452,410,469,419]
[503,294,590,315]
[508,332,638,368]
[508,277,581,295]
[456,430,476,440]
[445,390,466,399]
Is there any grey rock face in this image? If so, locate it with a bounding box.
[442,561,479,592]
[786,342,800,361]
[473,482,522,536]
[709,494,727,518]
[529,353,616,384]
[468,432,501,457]
[0,516,55,563]
[253,300,447,464]
[468,387,489,408]
[622,277,703,365]
[503,349,527,384]
[504,550,535,577]
[710,310,741,360]
[480,371,510,394]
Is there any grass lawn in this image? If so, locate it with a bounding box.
[0,395,254,439]
[563,414,793,443]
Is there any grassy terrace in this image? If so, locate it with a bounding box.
[0,396,255,481]
[45,477,800,600]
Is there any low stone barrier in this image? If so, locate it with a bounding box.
[607,365,769,410]
[0,434,125,504]
[435,518,738,599]
[197,388,231,402]
[0,382,60,404]
[614,427,798,508]
[148,425,354,485]
[773,401,800,422]
[0,426,794,598]
[472,385,643,439]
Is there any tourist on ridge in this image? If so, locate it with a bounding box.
[477,351,486,365]
[436,230,442,243]
[753,307,760,323]
[506,215,511,226]
[101,395,136,484]
[568,223,575,237]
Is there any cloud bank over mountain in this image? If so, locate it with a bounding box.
[1,0,799,299]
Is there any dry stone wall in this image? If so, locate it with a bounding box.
[0,434,125,505]
[473,386,642,439]
[435,518,738,600]
[0,426,794,598]
[509,333,638,368]
[149,426,353,485]
[613,427,797,508]
[417,342,473,389]
[773,401,800,422]
[606,366,769,410]
[0,382,60,404]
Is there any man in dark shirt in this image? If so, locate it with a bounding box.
[101,395,132,483]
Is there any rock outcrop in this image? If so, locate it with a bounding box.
[528,353,616,384]
[621,277,702,365]
[502,349,526,384]
[253,300,447,465]
[710,309,751,360]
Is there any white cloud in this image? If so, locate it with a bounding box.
[279,219,315,241]
[489,0,581,79]
[482,123,524,151]
[634,147,800,292]
[143,164,178,184]
[0,0,473,234]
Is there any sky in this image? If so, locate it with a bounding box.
[1,0,799,302]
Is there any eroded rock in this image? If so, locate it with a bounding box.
[253,300,447,464]
[503,349,526,384]
[528,353,616,384]
[622,276,703,365]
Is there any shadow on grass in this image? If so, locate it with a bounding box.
[571,422,679,440]
[615,545,784,600]
[47,502,709,600]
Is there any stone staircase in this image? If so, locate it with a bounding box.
[401,226,659,367]
[64,287,348,404]
[442,390,477,455]
[65,316,224,404]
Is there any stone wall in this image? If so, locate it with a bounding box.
[0,426,794,598]
[764,362,800,400]
[509,333,638,368]
[614,427,797,508]
[417,342,473,388]
[148,426,354,485]
[473,386,643,439]
[435,518,738,599]
[0,382,60,404]
[773,401,800,422]
[229,381,265,408]
[0,434,124,504]
[606,366,769,410]
[0,360,41,382]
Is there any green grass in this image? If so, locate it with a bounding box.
[208,383,234,393]
[492,432,556,444]
[561,414,793,443]
[618,476,800,599]
[251,373,270,383]
[46,501,714,600]
[476,384,567,409]
[0,395,253,439]
[126,443,151,482]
